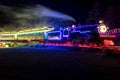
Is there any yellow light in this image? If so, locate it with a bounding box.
[18,31,24,32]
[6,45,9,48]
[99,20,104,23]
[3,42,6,45]
[100,25,107,33]
[47,27,54,30]
[31,28,40,31]
[24,30,32,32]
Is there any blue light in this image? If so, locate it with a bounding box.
[75,24,99,29]
[46,31,62,40]
[63,29,70,38]
[71,30,91,33]
[44,31,48,40]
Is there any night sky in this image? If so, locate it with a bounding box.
[0,0,120,24]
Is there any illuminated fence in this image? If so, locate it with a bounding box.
[106,28,120,34]
[99,28,120,38]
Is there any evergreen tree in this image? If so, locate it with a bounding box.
[104,5,120,29]
[86,1,105,24]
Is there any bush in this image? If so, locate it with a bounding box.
[103,47,120,56]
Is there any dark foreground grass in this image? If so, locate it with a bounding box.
[0,47,120,80]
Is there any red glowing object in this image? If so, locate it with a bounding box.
[104,39,114,46]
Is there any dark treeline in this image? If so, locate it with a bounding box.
[86,0,120,29]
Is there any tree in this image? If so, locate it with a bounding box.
[86,1,105,24]
[104,5,120,29]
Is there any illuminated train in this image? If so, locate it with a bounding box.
[45,23,115,46]
[0,21,116,46]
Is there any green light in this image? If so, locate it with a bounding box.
[0,34,15,36]
[0,30,51,36]
[15,34,18,40]
[17,30,51,35]
[0,30,52,40]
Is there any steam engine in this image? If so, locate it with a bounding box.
[45,22,115,46]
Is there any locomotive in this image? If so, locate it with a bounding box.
[45,21,115,46]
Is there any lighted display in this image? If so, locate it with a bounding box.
[99,25,107,33]
[17,32,45,40]
[106,28,120,34]
[18,30,51,35]
[46,31,62,40]
[72,25,75,28]
[0,30,51,41]
[100,34,116,38]
[104,39,114,46]
[98,20,108,34]
[99,20,104,24]
[63,29,69,37]
[98,25,107,34]
[71,30,91,33]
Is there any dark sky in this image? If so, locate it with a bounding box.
[0,0,120,24]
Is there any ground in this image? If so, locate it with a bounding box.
[0,46,120,80]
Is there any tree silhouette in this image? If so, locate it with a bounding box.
[104,5,120,29]
[86,1,105,24]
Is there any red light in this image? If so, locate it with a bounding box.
[66,42,72,46]
[104,39,114,46]
[94,44,97,47]
[78,44,82,47]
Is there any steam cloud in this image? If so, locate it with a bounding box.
[0,5,75,29]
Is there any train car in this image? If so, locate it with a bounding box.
[0,27,54,47]
[16,27,54,42]
[0,27,54,40]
